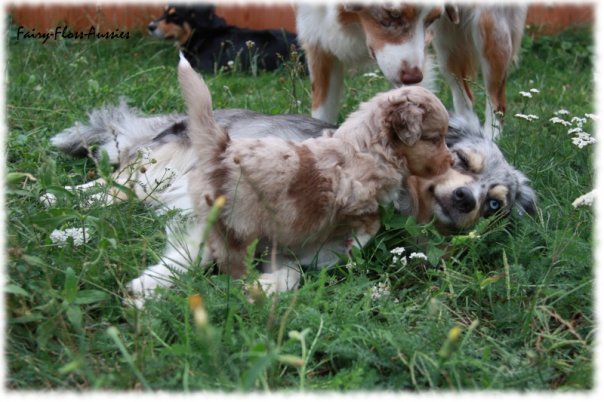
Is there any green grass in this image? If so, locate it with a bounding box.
[5,24,594,391]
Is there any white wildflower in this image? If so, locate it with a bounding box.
[515,113,539,121]
[572,135,596,149]
[519,91,532,98]
[549,117,572,126]
[245,40,255,49]
[363,72,380,78]
[227,60,234,68]
[390,246,406,256]
[345,260,357,270]
[409,252,428,261]
[572,189,596,208]
[555,109,570,116]
[571,116,587,127]
[468,230,480,240]
[585,113,598,120]
[567,127,584,135]
[392,255,408,266]
[391,246,407,266]
[50,227,90,247]
[529,88,540,93]
[370,282,390,302]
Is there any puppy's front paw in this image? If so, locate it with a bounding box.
[257,273,279,295]
[125,272,163,309]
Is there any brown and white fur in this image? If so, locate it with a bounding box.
[296,3,449,124]
[432,5,527,139]
[178,53,451,291]
[47,73,535,309]
[296,4,526,139]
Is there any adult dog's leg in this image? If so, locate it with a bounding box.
[305,44,345,124]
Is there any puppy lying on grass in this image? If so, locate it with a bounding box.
[177,53,451,294]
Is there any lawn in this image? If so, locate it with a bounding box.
[5,21,595,391]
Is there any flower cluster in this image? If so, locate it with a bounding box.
[514,113,539,122]
[50,227,90,247]
[572,189,596,208]
[370,282,390,302]
[390,246,407,266]
[519,88,540,98]
[549,111,597,149]
[363,71,380,79]
[515,88,541,122]
[409,252,428,261]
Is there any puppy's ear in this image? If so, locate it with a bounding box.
[445,5,460,24]
[513,170,537,216]
[386,101,425,146]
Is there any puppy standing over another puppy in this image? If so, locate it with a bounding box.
[178,53,452,290]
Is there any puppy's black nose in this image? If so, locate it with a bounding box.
[452,187,476,213]
[148,22,157,33]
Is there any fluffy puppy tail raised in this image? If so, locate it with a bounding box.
[178,52,229,168]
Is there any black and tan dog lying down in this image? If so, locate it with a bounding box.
[47,61,536,308]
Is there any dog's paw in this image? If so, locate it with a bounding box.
[257,273,280,295]
[125,273,163,309]
[123,293,147,310]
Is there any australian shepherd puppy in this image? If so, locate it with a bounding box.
[177,53,451,291]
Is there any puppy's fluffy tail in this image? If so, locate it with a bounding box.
[178,53,228,166]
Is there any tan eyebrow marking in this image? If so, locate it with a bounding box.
[465,150,485,173]
[489,185,509,207]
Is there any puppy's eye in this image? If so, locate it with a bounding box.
[380,18,394,28]
[387,10,401,19]
[421,136,440,145]
[487,199,501,211]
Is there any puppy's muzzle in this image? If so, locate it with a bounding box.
[452,186,476,213]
